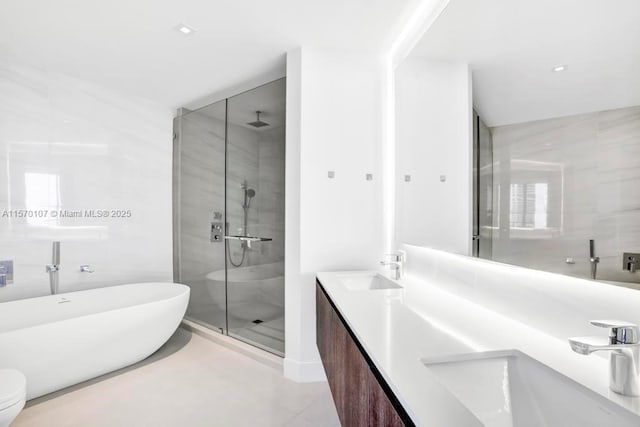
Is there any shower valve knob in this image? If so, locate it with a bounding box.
[210,222,224,243]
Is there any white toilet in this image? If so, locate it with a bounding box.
[0,370,26,427]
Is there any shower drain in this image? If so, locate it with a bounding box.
[252,319,264,324]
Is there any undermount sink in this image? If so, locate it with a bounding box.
[336,272,403,291]
[422,350,639,427]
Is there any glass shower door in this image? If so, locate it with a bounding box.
[225,78,286,355]
[174,100,228,333]
[473,111,494,259]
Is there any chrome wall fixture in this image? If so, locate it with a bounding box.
[46,241,61,295]
[623,253,640,273]
[80,265,95,273]
[0,260,13,286]
[589,239,600,280]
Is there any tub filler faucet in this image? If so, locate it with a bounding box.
[589,239,600,280]
[46,241,61,294]
[569,320,640,396]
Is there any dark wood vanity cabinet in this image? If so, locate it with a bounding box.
[316,280,412,427]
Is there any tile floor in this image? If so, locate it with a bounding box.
[13,327,340,427]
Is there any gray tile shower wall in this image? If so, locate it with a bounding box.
[491,105,640,285]
[256,125,285,266]
[177,106,285,320]
[177,110,226,302]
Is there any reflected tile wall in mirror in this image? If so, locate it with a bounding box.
[491,105,640,285]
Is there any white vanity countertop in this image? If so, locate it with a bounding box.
[316,271,640,427]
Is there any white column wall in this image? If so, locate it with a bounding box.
[285,47,385,381]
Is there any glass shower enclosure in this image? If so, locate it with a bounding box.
[173,78,286,356]
[472,110,493,260]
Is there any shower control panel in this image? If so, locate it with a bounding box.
[623,253,640,273]
[0,260,14,285]
[210,222,224,243]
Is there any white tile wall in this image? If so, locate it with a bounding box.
[0,57,174,302]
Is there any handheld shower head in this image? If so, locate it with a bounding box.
[243,187,256,209]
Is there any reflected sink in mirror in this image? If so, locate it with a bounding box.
[336,272,403,291]
[422,350,639,427]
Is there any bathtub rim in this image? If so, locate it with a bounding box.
[0,282,189,335]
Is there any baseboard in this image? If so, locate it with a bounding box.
[283,357,327,383]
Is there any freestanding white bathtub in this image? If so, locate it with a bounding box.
[0,282,189,400]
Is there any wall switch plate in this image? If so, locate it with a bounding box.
[0,260,14,284]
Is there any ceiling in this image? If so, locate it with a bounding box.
[410,0,640,127]
[0,0,416,110]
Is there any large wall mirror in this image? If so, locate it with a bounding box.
[395,0,640,289]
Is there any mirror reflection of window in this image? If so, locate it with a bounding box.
[24,173,61,226]
[509,183,548,229]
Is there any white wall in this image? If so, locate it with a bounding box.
[0,57,173,301]
[394,58,472,255]
[285,47,385,381]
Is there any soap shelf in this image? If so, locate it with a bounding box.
[224,235,272,242]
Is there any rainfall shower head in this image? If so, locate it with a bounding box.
[247,111,270,128]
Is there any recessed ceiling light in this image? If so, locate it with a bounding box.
[552,65,567,72]
[175,24,195,35]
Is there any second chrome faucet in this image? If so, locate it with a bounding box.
[569,320,640,396]
[380,251,406,280]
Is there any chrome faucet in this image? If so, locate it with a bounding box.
[589,239,600,280]
[569,320,640,396]
[46,241,61,294]
[80,265,94,273]
[380,251,406,280]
